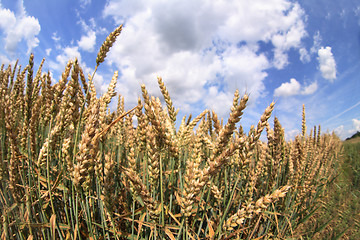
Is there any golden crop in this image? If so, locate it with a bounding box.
[0,25,342,239]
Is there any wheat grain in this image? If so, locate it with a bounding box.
[96,25,123,66]
[123,166,160,220]
[302,104,306,138]
[214,92,248,158]
[73,99,100,192]
[146,127,160,188]
[102,71,118,106]
[158,77,177,125]
[224,185,291,232]
[102,152,116,212]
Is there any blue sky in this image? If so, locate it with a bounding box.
[0,0,359,140]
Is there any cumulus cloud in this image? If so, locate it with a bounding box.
[206,87,235,117]
[78,30,96,52]
[80,0,91,8]
[270,5,307,69]
[0,54,12,65]
[318,46,337,82]
[299,47,310,63]
[273,49,289,69]
[301,81,318,95]
[45,48,51,56]
[48,45,108,96]
[102,0,308,116]
[76,17,107,53]
[52,32,61,42]
[0,1,40,55]
[334,120,360,140]
[274,78,317,97]
[334,125,344,138]
[0,8,16,30]
[285,129,300,141]
[221,45,269,101]
[297,31,321,64]
[49,46,82,72]
[274,78,301,97]
[310,31,322,54]
[353,119,360,131]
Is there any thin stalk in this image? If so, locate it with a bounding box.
[25,194,33,236]
[131,199,136,238]
[75,194,81,239]
[159,155,165,228]
[46,145,56,217]
[196,180,213,237]
[176,218,185,240]
[169,194,173,224]
[63,190,72,235]
[83,194,95,239]
[215,168,243,237]
[96,177,109,239]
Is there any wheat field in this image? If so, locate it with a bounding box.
[0,25,343,239]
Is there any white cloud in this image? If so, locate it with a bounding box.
[299,47,310,63]
[269,3,307,68]
[297,31,321,64]
[102,0,308,117]
[48,16,109,94]
[57,46,81,64]
[221,45,269,101]
[52,32,61,42]
[205,87,234,117]
[355,6,360,16]
[45,48,52,56]
[0,8,16,30]
[93,74,109,95]
[334,120,360,140]
[352,119,360,131]
[80,0,91,8]
[0,54,12,65]
[310,31,322,54]
[49,45,109,96]
[76,17,106,53]
[334,125,345,138]
[274,78,301,97]
[273,49,289,69]
[301,81,318,95]
[0,1,40,55]
[103,0,147,23]
[318,46,336,82]
[274,78,317,97]
[49,46,82,72]
[78,17,95,33]
[78,30,96,52]
[285,129,300,141]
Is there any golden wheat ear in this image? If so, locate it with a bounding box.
[96,24,123,67]
[302,104,306,137]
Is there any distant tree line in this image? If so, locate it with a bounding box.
[346,131,360,141]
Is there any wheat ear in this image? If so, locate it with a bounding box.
[302,104,306,138]
[157,77,177,125]
[96,25,123,67]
